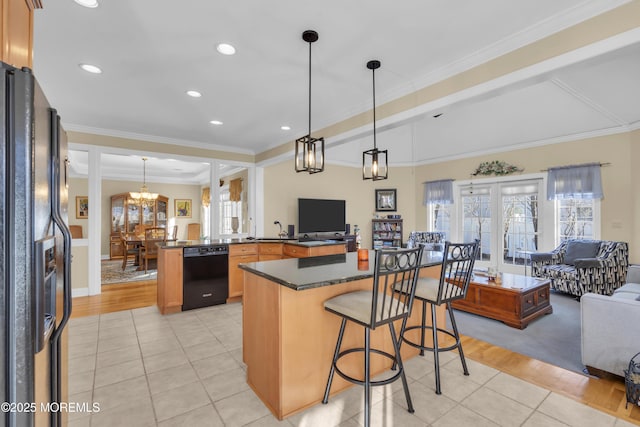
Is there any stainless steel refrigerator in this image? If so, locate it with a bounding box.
[1,62,72,427]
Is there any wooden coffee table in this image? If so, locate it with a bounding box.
[451,272,552,329]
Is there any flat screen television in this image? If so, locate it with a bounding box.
[298,198,346,234]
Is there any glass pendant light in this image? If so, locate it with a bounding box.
[295,30,325,174]
[362,60,388,180]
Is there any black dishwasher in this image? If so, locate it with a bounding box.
[183,245,229,310]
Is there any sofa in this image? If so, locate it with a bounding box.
[581,265,640,377]
[405,231,445,250]
[531,239,628,297]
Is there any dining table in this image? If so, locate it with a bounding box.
[122,233,176,271]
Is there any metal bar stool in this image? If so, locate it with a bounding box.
[397,240,478,395]
[322,246,424,427]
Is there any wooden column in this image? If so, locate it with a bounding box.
[1,0,39,69]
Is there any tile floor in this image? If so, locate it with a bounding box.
[66,303,635,427]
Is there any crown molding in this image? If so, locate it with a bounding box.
[63,123,255,156]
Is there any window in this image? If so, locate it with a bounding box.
[202,203,210,239]
[547,163,602,244]
[556,198,595,242]
[219,186,231,234]
[424,179,454,240]
[443,172,599,272]
[501,184,539,267]
[428,203,452,240]
[219,185,243,235]
[460,187,491,261]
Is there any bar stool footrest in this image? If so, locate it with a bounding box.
[402,324,461,353]
[333,347,403,387]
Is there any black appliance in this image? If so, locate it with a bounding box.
[182,245,229,310]
[1,63,71,426]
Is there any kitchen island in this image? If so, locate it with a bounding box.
[239,251,444,420]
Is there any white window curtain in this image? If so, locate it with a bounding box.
[423,179,454,205]
[546,163,603,200]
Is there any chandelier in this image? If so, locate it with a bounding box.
[294,30,324,174]
[128,157,158,207]
[362,60,388,180]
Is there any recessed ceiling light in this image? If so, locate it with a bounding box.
[74,0,98,8]
[79,63,102,74]
[281,125,291,131]
[186,90,202,98]
[209,120,223,125]
[216,43,236,55]
[166,159,177,162]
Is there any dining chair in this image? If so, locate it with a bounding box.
[120,232,140,271]
[397,240,478,394]
[187,223,200,240]
[140,238,163,273]
[133,224,148,236]
[69,225,83,239]
[322,246,424,427]
[141,227,166,273]
[167,224,178,240]
[144,227,166,240]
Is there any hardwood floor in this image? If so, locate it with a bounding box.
[70,280,157,318]
[71,281,640,425]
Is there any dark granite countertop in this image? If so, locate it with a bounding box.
[239,250,443,291]
[159,238,346,249]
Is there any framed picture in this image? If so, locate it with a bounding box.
[76,196,89,219]
[375,189,397,212]
[175,199,192,218]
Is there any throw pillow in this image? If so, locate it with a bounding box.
[564,241,600,265]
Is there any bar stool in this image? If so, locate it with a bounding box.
[322,246,424,427]
[398,240,478,394]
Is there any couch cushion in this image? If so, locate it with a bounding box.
[564,241,600,265]
[542,264,576,276]
[614,283,640,295]
[611,291,640,301]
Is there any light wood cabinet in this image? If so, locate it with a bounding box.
[283,243,346,258]
[109,236,124,259]
[157,247,183,314]
[258,242,283,261]
[109,193,168,258]
[228,244,258,302]
[158,242,350,313]
[1,0,35,69]
[229,243,258,257]
[229,242,346,302]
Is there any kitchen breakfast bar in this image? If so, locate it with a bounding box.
[239,251,444,420]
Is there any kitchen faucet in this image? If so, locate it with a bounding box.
[274,221,288,239]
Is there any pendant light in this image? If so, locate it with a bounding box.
[128,157,158,207]
[362,60,388,180]
[295,30,324,174]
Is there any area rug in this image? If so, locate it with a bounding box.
[101,259,157,285]
[450,290,584,374]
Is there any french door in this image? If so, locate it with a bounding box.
[459,180,541,274]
